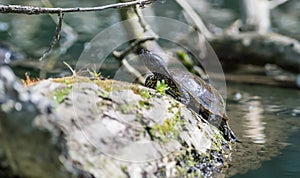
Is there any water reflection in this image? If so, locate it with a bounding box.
[225,83,300,177]
[242,98,266,144]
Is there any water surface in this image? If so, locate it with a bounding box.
[225,83,300,177]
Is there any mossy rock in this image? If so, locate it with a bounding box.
[32,76,232,177]
[0,69,233,178]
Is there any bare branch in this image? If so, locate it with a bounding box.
[113,37,157,60]
[121,58,145,84]
[39,11,64,61]
[113,36,156,85]
[0,0,155,15]
[133,6,147,32]
[269,0,289,9]
[41,0,78,52]
[175,0,213,39]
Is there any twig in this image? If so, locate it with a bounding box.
[113,36,156,85]
[133,6,147,32]
[121,58,145,84]
[0,0,155,15]
[113,36,157,60]
[41,0,78,53]
[63,61,76,76]
[269,0,289,9]
[39,0,78,76]
[175,0,213,39]
[39,11,64,61]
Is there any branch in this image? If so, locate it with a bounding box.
[39,11,64,61]
[0,0,155,14]
[210,32,300,72]
[133,6,148,32]
[175,0,213,39]
[269,0,289,9]
[113,37,156,85]
[121,58,145,84]
[41,0,78,53]
[113,36,157,60]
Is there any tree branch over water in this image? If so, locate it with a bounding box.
[0,0,155,15]
[0,0,157,68]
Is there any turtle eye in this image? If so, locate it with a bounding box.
[139,48,150,55]
[139,48,145,55]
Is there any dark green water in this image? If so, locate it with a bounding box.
[232,131,300,178]
[226,83,300,178]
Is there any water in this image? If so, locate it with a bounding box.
[225,83,300,177]
[231,131,300,178]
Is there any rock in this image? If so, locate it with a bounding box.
[0,66,69,178]
[0,66,233,178]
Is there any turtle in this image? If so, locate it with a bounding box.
[139,49,236,142]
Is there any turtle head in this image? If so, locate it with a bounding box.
[139,49,170,77]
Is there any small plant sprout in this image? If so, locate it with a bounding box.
[87,68,101,79]
[63,61,76,76]
[156,79,169,95]
[140,89,150,99]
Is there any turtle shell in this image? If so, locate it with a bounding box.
[166,70,235,141]
[170,70,228,121]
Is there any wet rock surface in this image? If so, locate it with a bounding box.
[0,66,233,178]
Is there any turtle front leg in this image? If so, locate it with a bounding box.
[219,120,236,142]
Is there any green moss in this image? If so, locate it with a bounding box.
[120,104,135,114]
[51,76,90,85]
[120,165,128,174]
[138,100,151,109]
[175,149,205,178]
[211,132,224,152]
[94,79,113,92]
[96,79,135,93]
[52,85,72,104]
[202,126,227,152]
[150,110,182,142]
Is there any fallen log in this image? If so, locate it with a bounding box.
[210,32,300,73]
